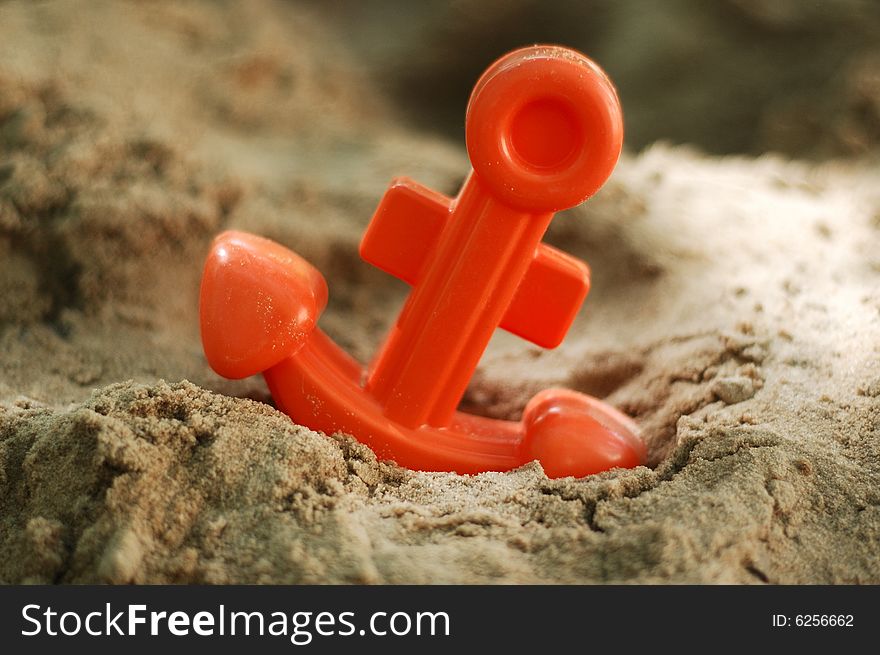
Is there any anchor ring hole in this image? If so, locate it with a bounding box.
[505,97,583,172]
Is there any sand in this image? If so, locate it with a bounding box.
[1,0,879,583]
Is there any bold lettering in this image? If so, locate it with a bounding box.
[150,611,167,635]
[167,611,190,636]
[128,604,146,635]
[193,611,214,636]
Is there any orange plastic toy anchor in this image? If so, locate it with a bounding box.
[200,45,646,478]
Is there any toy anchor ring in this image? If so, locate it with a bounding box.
[199,45,646,478]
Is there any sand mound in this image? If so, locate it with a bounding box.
[1,0,879,583]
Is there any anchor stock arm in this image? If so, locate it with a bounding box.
[360,177,590,350]
[359,177,450,285]
[500,245,590,349]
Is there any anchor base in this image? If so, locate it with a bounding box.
[265,329,645,477]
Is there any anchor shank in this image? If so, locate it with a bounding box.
[366,171,553,428]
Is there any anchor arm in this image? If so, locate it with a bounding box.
[361,177,590,350]
[359,177,450,285]
[500,245,590,349]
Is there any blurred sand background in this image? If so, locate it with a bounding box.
[1,0,879,583]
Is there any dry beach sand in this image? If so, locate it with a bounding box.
[1,0,879,583]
